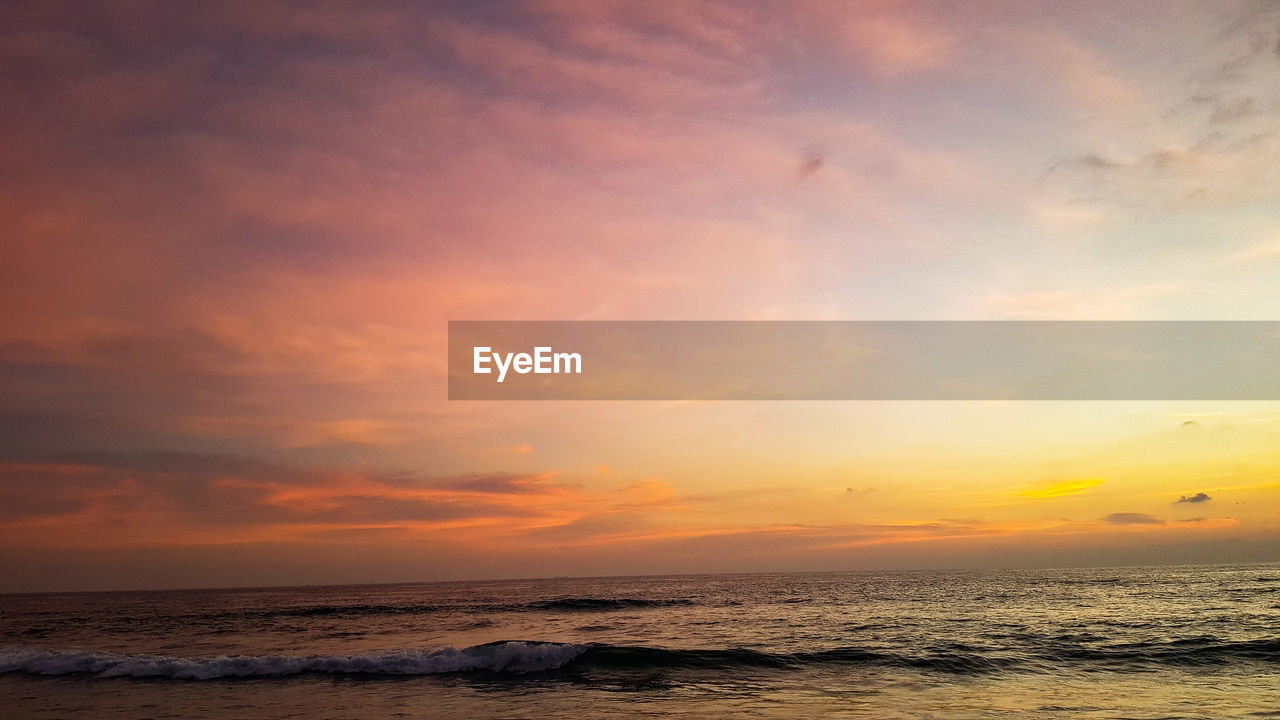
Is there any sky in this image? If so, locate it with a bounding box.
[1,0,1278,592]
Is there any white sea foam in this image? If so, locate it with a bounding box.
[0,642,588,679]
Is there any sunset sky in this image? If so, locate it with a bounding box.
[1,1,1278,592]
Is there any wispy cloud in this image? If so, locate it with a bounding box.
[1020,478,1103,499]
[1229,240,1280,262]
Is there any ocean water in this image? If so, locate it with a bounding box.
[1,565,1278,719]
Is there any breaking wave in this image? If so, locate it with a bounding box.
[3,637,1276,680]
[0,642,588,679]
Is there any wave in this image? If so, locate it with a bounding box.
[3,637,1276,681]
[177,598,694,622]
[0,642,588,679]
[521,598,693,612]
[1044,638,1280,666]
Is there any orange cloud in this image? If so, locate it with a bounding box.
[0,456,693,553]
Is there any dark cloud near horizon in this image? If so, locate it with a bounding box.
[1177,492,1211,504]
[1104,512,1164,525]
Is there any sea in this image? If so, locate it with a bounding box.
[1,565,1278,719]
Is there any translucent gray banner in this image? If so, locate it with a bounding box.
[448,321,1280,400]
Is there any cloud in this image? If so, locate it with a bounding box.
[0,455,595,545]
[4,1,1280,590]
[1020,478,1103,499]
[848,15,955,76]
[1176,492,1211,504]
[797,145,826,180]
[0,452,707,557]
[1229,240,1280,262]
[1103,512,1164,525]
[1030,4,1280,222]
[982,284,1185,319]
[440,473,559,495]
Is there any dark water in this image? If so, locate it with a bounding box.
[2,565,1278,718]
